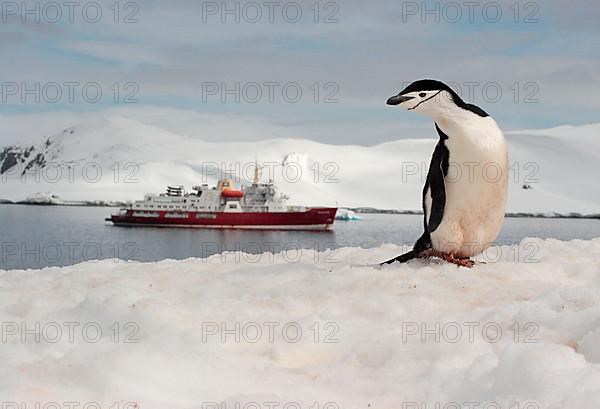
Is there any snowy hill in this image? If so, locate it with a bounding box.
[1,238,600,407]
[1,117,599,214]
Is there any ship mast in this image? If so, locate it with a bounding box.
[253,158,263,184]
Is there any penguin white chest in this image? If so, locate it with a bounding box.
[429,118,508,258]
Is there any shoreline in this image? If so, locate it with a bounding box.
[350,207,600,220]
[1,201,599,220]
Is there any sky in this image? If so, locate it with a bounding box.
[1,0,599,145]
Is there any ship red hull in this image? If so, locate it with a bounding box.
[106,207,337,231]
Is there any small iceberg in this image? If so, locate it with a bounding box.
[335,208,362,221]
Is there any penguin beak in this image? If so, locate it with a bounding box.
[387,94,414,106]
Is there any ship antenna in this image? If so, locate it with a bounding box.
[253,158,263,184]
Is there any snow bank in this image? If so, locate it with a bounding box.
[1,238,600,408]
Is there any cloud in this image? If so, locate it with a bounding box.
[0,106,434,147]
[60,40,166,66]
[1,0,599,144]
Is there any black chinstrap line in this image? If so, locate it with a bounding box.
[408,90,444,111]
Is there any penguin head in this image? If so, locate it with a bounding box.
[387,79,462,117]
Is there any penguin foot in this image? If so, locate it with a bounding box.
[380,249,475,268]
[421,249,475,268]
[446,256,475,268]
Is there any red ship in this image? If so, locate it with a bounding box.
[106,174,337,231]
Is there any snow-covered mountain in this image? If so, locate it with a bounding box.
[1,117,599,214]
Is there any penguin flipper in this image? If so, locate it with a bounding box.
[382,126,449,267]
[426,138,449,233]
[379,233,432,265]
[380,250,418,265]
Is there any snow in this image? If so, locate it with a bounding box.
[1,238,600,408]
[21,192,64,205]
[2,116,600,214]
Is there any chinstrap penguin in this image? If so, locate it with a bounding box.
[382,79,508,267]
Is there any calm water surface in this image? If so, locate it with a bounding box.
[1,205,599,270]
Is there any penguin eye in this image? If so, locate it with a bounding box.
[419,92,427,98]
